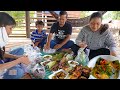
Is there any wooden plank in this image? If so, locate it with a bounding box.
[26,11,30,38]
[17,22,55,25]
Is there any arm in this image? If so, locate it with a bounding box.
[34,41,41,47]
[0,56,30,71]
[110,51,117,56]
[34,30,48,47]
[4,53,20,59]
[59,34,71,46]
[30,31,35,43]
[44,23,56,50]
[44,33,53,50]
[30,30,39,46]
[75,28,84,46]
[75,27,87,48]
[105,30,117,56]
[54,35,71,50]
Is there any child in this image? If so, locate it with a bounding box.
[0,12,30,79]
[30,20,48,49]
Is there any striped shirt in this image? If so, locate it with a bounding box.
[30,29,47,43]
[75,25,117,52]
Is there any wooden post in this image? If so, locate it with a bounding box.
[25,11,30,38]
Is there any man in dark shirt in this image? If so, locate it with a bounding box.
[44,11,74,51]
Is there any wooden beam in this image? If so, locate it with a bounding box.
[49,11,107,27]
[25,11,30,38]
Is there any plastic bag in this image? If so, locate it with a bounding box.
[43,48,56,54]
[0,69,7,79]
[75,48,89,66]
[30,64,46,79]
[22,44,43,73]
[33,46,41,53]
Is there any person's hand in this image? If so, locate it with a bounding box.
[15,55,28,59]
[54,44,62,50]
[44,43,50,50]
[19,56,30,65]
[14,55,22,59]
[34,42,40,47]
[79,41,87,48]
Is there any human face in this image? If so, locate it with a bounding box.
[58,15,67,27]
[36,25,44,32]
[89,17,102,32]
[5,25,14,35]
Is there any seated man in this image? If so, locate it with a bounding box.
[44,11,74,51]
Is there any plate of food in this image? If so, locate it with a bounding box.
[68,60,79,67]
[87,55,120,79]
[30,64,46,79]
[66,65,91,79]
[42,55,52,61]
[40,60,51,67]
[48,69,68,79]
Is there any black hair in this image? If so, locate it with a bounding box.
[89,12,102,22]
[100,24,109,34]
[59,11,68,18]
[0,12,16,27]
[35,20,44,26]
[0,46,5,60]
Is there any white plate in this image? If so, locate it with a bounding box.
[48,69,68,79]
[68,60,79,67]
[87,55,120,79]
[42,55,52,61]
[40,60,51,67]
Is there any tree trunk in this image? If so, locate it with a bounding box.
[49,11,107,27]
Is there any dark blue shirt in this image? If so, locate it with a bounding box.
[50,22,72,42]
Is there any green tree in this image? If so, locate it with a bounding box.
[1,11,25,26]
[112,11,120,20]
[0,11,35,26]
[80,11,90,18]
[103,11,120,20]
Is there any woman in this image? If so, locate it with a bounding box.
[0,12,30,79]
[71,12,117,60]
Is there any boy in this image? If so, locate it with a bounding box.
[30,20,47,48]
